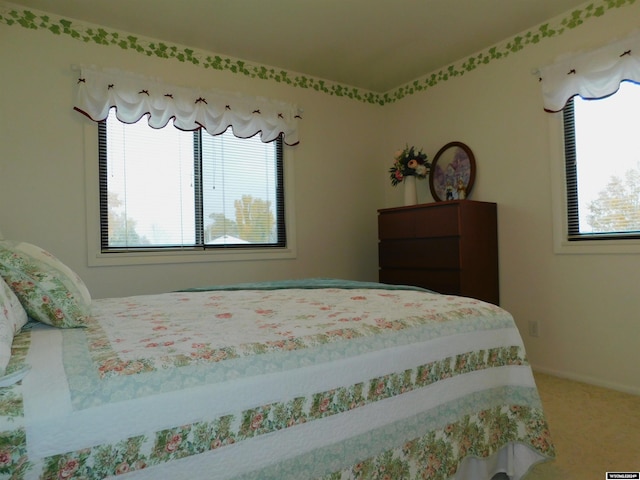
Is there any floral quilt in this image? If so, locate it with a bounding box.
[0,281,555,479]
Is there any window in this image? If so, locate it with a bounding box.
[563,81,640,241]
[99,109,286,252]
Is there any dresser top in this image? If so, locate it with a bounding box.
[378,199,496,214]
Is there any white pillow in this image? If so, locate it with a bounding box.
[0,275,28,376]
[0,241,91,328]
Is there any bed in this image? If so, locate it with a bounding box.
[0,241,555,480]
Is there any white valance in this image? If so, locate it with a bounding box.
[539,31,640,112]
[74,66,301,145]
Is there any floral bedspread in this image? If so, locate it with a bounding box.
[0,282,555,479]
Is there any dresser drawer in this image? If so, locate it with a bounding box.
[378,210,416,239]
[379,269,461,295]
[378,204,460,239]
[413,204,460,237]
[379,238,460,269]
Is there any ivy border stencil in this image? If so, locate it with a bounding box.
[0,0,636,105]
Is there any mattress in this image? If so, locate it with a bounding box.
[0,280,554,479]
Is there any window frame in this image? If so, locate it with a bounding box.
[548,98,640,255]
[84,122,297,266]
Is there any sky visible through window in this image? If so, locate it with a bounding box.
[573,81,640,233]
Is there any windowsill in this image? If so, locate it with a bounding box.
[553,238,640,255]
[87,246,297,267]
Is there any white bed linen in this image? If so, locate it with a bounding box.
[1,284,555,479]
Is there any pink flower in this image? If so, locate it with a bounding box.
[115,462,130,474]
[251,413,264,430]
[212,350,228,361]
[165,434,182,453]
[319,398,331,412]
[58,459,79,479]
[375,318,393,329]
[0,451,10,465]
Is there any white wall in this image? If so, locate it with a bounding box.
[1,2,639,393]
[0,23,385,299]
[381,3,640,393]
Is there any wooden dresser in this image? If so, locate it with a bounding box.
[378,200,499,304]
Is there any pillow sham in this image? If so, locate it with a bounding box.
[0,241,91,328]
[0,275,28,376]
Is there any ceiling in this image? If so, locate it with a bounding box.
[10,0,588,92]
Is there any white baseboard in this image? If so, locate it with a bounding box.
[531,364,640,396]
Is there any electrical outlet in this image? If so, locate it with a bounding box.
[528,320,540,338]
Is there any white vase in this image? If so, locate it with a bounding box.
[403,175,418,206]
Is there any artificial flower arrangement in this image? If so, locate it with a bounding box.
[389,145,430,186]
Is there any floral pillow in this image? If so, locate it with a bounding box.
[0,275,28,376]
[0,241,91,328]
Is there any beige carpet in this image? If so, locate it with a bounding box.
[524,372,640,479]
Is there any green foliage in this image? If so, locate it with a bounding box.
[206,213,239,241]
[234,195,275,243]
[587,166,640,233]
[107,193,149,247]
